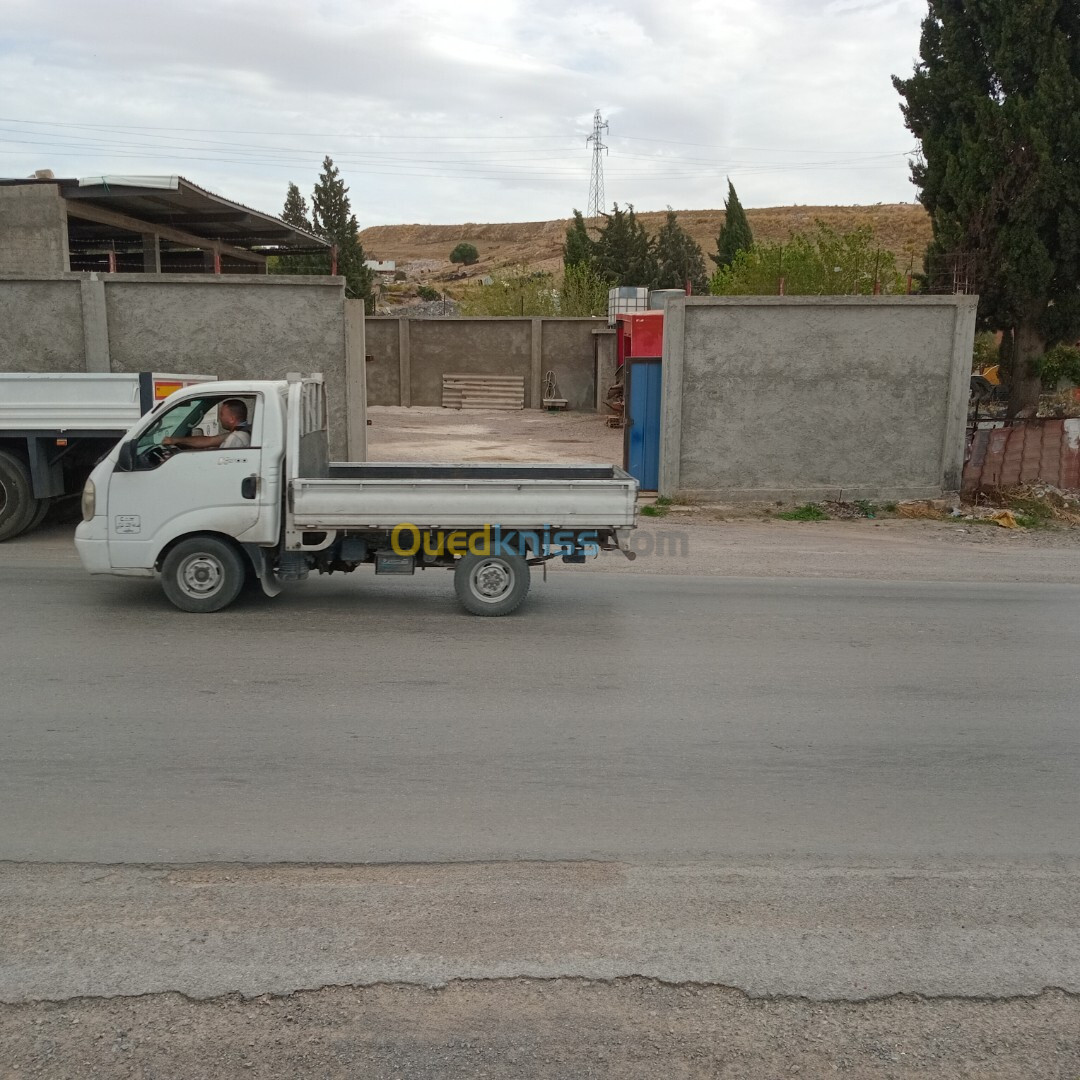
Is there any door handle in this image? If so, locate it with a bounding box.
[241,475,258,500]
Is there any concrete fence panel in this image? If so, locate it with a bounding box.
[659,295,979,503]
[365,316,607,411]
[0,277,86,371]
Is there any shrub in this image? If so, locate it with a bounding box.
[1037,344,1080,389]
[450,242,479,266]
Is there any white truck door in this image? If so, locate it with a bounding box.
[106,392,264,569]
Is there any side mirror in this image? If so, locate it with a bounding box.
[116,441,135,472]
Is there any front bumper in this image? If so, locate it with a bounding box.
[74,517,111,574]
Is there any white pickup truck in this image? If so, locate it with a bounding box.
[75,375,638,616]
[0,371,214,541]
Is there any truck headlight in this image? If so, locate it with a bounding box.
[81,478,95,521]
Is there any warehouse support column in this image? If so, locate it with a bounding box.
[530,318,543,409]
[398,317,411,407]
[79,274,110,373]
[142,233,161,273]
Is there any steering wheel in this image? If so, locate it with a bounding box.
[143,444,176,467]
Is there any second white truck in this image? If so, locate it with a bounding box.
[75,375,638,616]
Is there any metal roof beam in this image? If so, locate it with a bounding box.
[65,202,265,265]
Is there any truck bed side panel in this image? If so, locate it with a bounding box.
[290,472,637,530]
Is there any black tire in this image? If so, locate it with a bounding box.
[160,536,247,613]
[25,499,52,532]
[0,450,36,542]
[453,551,530,616]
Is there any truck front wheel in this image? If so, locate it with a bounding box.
[453,552,530,616]
[161,536,247,613]
[0,450,37,542]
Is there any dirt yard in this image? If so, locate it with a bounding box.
[367,406,623,464]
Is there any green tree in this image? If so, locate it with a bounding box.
[893,0,1080,413]
[281,182,312,233]
[709,223,905,296]
[450,242,479,265]
[269,182,316,275]
[559,261,608,316]
[710,181,754,269]
[310,155,374,308]
[654,208,708,293]
[563,209,595,269]
[593,203,659,288]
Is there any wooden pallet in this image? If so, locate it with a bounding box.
[442,373,525,411]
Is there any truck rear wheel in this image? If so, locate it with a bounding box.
[160,536,246,613]
[0,450,37,542]
[453,552,530,616]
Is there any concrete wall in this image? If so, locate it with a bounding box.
[0,273,354,457]
[365,316,607,410]
[0,277,86,370]
[659,296,979,502]
[0,185,70,274]
[363,317,401,407]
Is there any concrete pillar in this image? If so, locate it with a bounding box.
[79,274,111,373]
[657,299,686,499]
[142,233,161,274]
[344,300,367,461]
[530,318,543,409]
[0,184,70,274]
[397,317,411,407]
[941,297,980,491]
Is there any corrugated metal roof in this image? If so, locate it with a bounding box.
[963,419,1080,494]
[1,174,328,253]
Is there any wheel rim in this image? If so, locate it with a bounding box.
[469,557,515,604]
[0,478,8,517]
[177,552,225,599]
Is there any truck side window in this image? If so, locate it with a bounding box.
[132,398,216,469]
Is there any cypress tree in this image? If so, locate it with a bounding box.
[563,209,595,269]
[893,0,1080,413]
[281,182,312,233]
[273,182,315,275]
[310,156,374,308]
[655,208,708,293]
[593,204,659,287]
[624,205,659,289]
[710,181,754,269]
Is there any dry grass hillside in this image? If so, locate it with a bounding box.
[359,204,932,286]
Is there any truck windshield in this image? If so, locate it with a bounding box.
[136,398,216,453]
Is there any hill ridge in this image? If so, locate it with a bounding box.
[359,204,931,281]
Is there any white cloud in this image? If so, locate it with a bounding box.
[0,0,927,224]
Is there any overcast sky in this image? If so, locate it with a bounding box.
[0,0,927,227]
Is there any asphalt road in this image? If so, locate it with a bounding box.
[4,536,1080,1074]
[1,554,1078,864]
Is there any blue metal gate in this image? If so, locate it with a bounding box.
[624,357,662,492]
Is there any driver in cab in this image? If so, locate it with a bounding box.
[163,399,251,452]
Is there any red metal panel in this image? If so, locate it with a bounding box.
[628,313,664,357]
[962,420,1080,494]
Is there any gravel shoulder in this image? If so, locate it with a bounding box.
[4,859,1079,1079]
[5,981,1078,1080]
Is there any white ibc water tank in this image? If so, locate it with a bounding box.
[608,286,649,326]
[649,289,686,309]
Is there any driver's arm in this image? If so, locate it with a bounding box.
[163,433,228,450]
